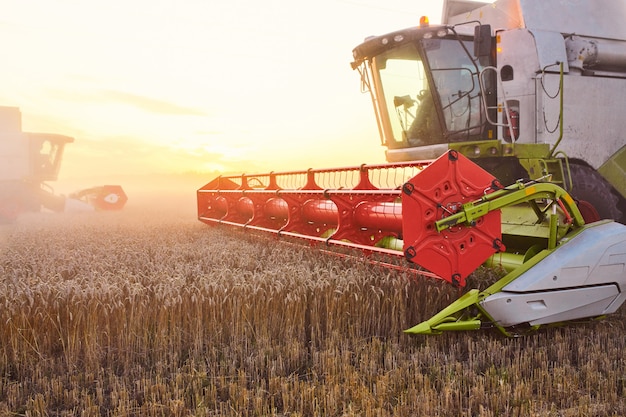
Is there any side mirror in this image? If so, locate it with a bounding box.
[474,24,492,65]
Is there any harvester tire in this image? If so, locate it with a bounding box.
[568,164,623,223]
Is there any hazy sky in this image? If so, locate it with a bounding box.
[0,0,445,186]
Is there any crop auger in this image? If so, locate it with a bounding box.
[197,150,626,336]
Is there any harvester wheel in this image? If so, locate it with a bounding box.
[568,164,623,223]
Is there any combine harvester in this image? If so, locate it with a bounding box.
[198,0,626,336]
[0,106,127,222]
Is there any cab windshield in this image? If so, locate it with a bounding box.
[373,37,486,148]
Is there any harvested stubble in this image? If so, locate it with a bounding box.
[0,208,624,416]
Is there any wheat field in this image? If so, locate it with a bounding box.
[0,199,624,416]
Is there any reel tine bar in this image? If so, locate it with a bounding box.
[197,160,431,255]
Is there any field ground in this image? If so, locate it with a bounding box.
[0,200,624,416]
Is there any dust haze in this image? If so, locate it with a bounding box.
[55,171,216,219]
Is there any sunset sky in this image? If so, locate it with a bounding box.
[0,0,446,191]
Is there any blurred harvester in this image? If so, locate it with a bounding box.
[0,106,127,222]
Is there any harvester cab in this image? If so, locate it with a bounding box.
[29,133,73,182]
[351,18,489,151]
[0,106,127,221]
[197,0,626,336]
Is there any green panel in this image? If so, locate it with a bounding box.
[449,140,504,158]
[598,145,626,199]
[518,158,565,186]
[512,143,551,159]
[404,290,481,335]
[432,320,482,332]
[448,142,551,160]
[484,252,524,273]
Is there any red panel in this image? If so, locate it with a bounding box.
[246,196,288,230]
[301,200,339,225]
[353,201,402,232]
[235,197,254,219]
[329,194,402,246]
[264,197,288,219]
[401,151,502,287]
[90,185,128,211]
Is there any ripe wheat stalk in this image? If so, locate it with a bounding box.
[0,207,624,416]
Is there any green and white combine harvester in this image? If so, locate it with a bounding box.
[198,0,626,336]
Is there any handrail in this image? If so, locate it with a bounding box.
[478,66,516,142]
[548,62,565,158]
